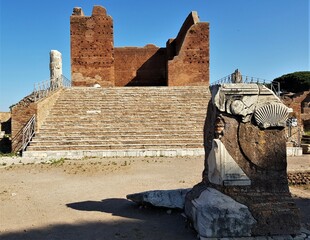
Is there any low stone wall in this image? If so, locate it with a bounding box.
[0,112,11,135]
[0,112,11,123]
[11,89,63,152]
[286,147,303,156]
[288,171,310,185]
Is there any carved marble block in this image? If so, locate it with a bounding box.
[185,83,300,237]
[207,139,251,186]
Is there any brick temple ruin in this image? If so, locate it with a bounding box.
[70,6,209,87]
[10,5,211,155]
[9,5,309,156]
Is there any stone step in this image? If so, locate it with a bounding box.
[39,122,204,128]
[30,138,202,146]
[42,115,206,120]
[26,143,203,151]
[48,106,207,111]
[301,135,310,144]
[60,87,209,94]
[37,125,203,130]
[36,128,201,133]
[54,101,208,105]
[43,117,205,122]
[35,131,203,138]
[45,114,205,120]
[38,123,203,130]
[25,86,210,155]
[49,108,205,112]
[35,132,203,138]
[34,132,201,139]
[22,148,205,159]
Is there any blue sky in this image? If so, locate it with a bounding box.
[0,0,309,112]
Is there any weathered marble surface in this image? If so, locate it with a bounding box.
[211,83,287,125]
[127,189,190,209]
[50,50,62,88]
[186,187,256,238]
[207,139,250,186]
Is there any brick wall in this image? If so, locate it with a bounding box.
[11,89,63,152]
[282,91,310,143]
[114,45,166,86]
[283,91,310,129]
[167,21,210,86]
[11,102,36,152]
[71,6,115,87]
[70,6,210,87]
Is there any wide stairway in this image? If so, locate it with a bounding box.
[24,86,210,158]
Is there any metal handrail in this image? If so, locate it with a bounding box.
[21,114,36,151]
[211,74,270,86]
[211,74,280,96]
[33,75,71,102]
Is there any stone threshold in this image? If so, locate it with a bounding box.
[22,148,205,159]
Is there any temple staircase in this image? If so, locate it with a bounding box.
[23,86,210,158]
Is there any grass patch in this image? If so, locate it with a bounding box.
[0,152,18,158]
[50,158,65,166]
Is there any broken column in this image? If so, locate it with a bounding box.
[185,83,300,238]
[50,50,63,89]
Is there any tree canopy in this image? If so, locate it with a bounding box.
[273,71,310,93]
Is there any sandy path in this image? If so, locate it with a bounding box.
[0,155,309,240]
[0,157,203,240]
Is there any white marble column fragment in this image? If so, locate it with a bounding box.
[50,50,62,89]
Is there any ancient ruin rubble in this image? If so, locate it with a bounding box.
[12,5,211,157]
[185,83,301,238]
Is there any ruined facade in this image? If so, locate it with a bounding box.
[70,6,209,87]
[282,91,310,132]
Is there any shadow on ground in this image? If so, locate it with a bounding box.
[294,197,310,229]
[1,197,309,240]
[0,198,196,240]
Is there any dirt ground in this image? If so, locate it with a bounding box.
[0,155,309,240]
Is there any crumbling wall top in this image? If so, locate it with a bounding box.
[72,7,84,16]
[174,11,200,55]
[92,5,107,16]
[72,6,108,17]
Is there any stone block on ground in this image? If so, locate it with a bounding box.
[185,187,256,238]
[126,188,191,209]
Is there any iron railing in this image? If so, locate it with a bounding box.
[211,74,281,96]
[211,74,269,85]
[21,114,36,152]
[33,75,71,101]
